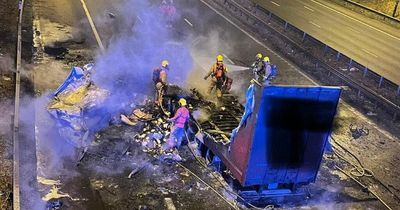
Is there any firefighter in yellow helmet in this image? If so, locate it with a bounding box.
[251,53,265,81]
[263,56,273,81]
[204,55,228,106]
[153,60,169,106]
[164,98,190,150]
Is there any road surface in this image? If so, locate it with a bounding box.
[253,0,400,85]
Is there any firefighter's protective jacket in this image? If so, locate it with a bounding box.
[170,107,190,128]
[205,63,228,80]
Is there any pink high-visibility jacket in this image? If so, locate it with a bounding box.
[170,107,189,128]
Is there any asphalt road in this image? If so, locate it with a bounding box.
[253,0,400,85]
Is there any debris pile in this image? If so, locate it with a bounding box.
[47,64,109,147]
[121,103,183,162]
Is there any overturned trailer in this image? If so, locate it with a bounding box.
[185,83,341,196]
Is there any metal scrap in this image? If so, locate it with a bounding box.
[164,197,177,210]
[349,124,369,139]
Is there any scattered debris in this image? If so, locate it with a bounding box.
[127,163,149,179]
[76,146,89,166]
[196,181,209,191]
[138,205,148,210]
[180,170,190,177]
[158,187,176,195]
[46,200,63,210]
[160,152,183,162]
[1,76,11,81]
[42,186,79,201]
[349,124,369,139]
[349,67,358,72]
[38,177,61,186]
[107,12,116,19]
[164,197,177,210]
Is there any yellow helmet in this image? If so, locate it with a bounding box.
[263,56,270,62]
[178,98,187,106]
[216,54,224,62]
[256,53,263,59]
[161,60,169,67]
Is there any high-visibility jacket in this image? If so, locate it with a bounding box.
[170,106,190,128]
[205,63,228,80]
[153,67,168,85]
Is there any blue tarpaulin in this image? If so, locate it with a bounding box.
[47,64,109,148]
[53,67,85,96]
[230,84,255,144]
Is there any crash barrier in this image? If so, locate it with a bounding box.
[330,0,400,27]
[13,1,25,209]
[194,85,341,191]
[204,0,400,124]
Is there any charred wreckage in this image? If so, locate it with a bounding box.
[47,62,341,199]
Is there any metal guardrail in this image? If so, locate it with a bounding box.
[340,0,400,23]
[211,0,400,121]
[13,0,25,209]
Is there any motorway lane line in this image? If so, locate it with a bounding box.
[362,48,379,58]
[310,0,400,41]
[184,18,194,27]
[270,1,281,7]
[309,21,321,28]
[222,53,235,64]
[137,15,143,23]
[80,0,105,52]
[347,26,360,34]
[192,37,202,46]
[199,0,319,85]
[304,5,314,12]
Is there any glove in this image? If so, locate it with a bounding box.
[165,112,171,117]
[203,76,208,80]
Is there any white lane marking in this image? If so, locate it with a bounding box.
[192,37,202,46]
[270,1,281,7]
[136,15,143,23]
[79,0,105,52]
[347,26,360,34]
[199,0,318,85]
[184,18,193,27]
[309,21,321,28]
[304,5,314,12]
[362,48,379,58]
[310,0,400,41]
[222,53,235,64]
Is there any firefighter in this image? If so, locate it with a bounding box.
[204,54,228,106]
[263,56,273,81]
[165,98,190,149]
[160,0,176,27]
[153,60,169,106]
[251,53,265,82]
